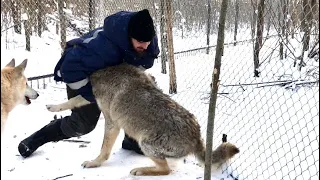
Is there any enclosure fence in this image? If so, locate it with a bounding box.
[1,0,319,179]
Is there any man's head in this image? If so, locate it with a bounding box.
[128,9,155,54]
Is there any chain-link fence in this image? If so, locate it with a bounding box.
[1,0,319,179]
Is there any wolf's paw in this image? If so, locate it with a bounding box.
[130,168,145,176]
[46,104,62,112]
[130,167,170,176]
[81,160,102,168]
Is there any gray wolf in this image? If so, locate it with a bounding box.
[46,63,239,176]
[1,59,39,136]
[18,9,159,158]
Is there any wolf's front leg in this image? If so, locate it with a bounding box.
[46,95,91,112]
[82,112,120,168]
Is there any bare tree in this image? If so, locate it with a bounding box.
[88,0,95,31]
[58,0,66,51]
[10,0,21,34]
[160,0,167,74]
[302,0,315,51]
[27,1,37,36]
[204,0,229,179]
[253,0,265,77]
[297,0,316,71]
[165,0,177,94]
[206,0,212,54]
[250,0,258,41]
[279,0,288,60]
[24,19,31,51]
[234,0,239,46]
[24,1,33,51]
[290,0,299,39]
[212,0,218,32]
[37,0,45,37]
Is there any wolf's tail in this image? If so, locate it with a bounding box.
[194,139,239,166]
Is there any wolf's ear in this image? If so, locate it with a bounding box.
[5,58,15,67]
[16,59,28,72]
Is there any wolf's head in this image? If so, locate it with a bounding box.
[2,59,39,106]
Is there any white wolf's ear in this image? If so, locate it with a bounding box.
[16,59,28,72]
[5,58,15,67]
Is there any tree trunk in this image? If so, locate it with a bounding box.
[206,0,212,54]
[89,0,95,31]
[28,3,36,36]
[165,0,177,94]
[58,0,66,51]
[24,19,31,51]
[283,0,288,58]
[279,1,283,60]
[302,0,314,51]
[299,0,316,70]
[291,0,299,39]
[160,0,167,74]
[233,0,239,46]
[11,0,21,34]
[204,0,229,179]
[37,0,44,37]
[253,0,265,77]
[250,0,258,41]
[212,0,217,32]
[153,0,158,25]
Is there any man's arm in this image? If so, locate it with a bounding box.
[59,50,104,103]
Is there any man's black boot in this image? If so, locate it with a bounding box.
[18,118,70,158]
[121,134,144,155]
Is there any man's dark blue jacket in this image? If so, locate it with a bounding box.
[53,11,160,102]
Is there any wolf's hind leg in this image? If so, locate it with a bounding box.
[82,112,119,168]
[130,157,171,176]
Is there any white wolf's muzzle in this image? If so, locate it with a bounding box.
[23,84,39,105]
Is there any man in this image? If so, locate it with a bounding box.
[18,9,160,158]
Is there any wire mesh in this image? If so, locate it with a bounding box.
[1,0,319,179]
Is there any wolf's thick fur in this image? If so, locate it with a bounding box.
[1,59,39,136]
[46,63,239,176]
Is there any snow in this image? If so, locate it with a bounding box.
[1,14,319,180]
[21,13,28,21]
[1,83,236,180]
